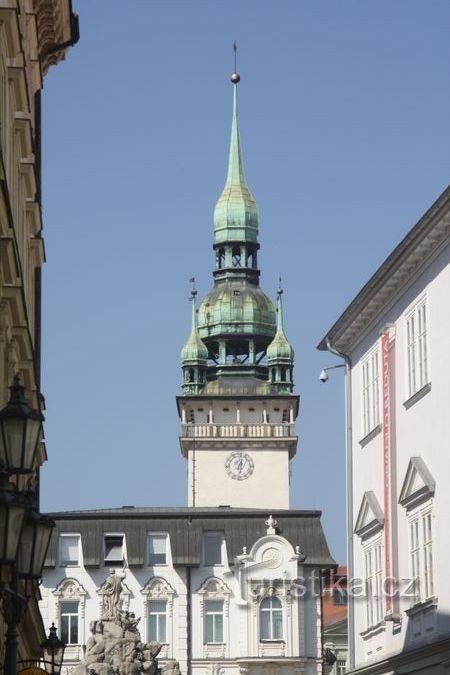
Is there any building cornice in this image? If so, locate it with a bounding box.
[318,186,450,354]
[34,0,74,74]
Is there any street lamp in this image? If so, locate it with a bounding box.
[0,374,44,473]
[0,375,51,675]
[17,506,54,580]
[41,623,66,675]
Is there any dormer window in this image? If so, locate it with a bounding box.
[147,534,168,565]
[203,534,223,566]
[104,535,125,565]
[59,534,80,567]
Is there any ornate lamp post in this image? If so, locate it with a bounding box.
[0,374,44,474]
[41,623,66,675]
[0,375,53,675]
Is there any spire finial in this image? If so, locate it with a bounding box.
[277,277,283,297]
[231,42,240,84]
[189,276,197,300]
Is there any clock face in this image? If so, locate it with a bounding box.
[225,451,254,481]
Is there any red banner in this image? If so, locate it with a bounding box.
[382,332,391,612]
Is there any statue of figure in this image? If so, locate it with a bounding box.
[102,568,126,619]
[160,661,181,675]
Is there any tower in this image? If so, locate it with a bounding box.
[177,70,299,509]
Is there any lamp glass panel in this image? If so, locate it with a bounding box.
[1,418,24,470]
[32,520,53,577]
[25,417,42,469]
[0,503,24,562]
[18,515,53,578]
[23,418,42,471]
[17,521,34,577]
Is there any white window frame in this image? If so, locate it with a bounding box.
[103,533,126,565]
[203,533,224,566]
[405,297,429,399]
[60,599,80,645]
[147,533,170,566]
[141,577,175,655]
[363,536,383,629]
[52,578,87,657]
[259,595,283,641]
[361,347,380,438]
[407,504,434,605]
[197,577,231,656]
[148,598,168,643]
[204,599,224,643]
[59,533,81,567]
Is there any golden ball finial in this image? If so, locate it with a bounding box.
[230,72,240,84]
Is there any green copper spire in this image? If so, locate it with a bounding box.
[213,73,258,245]
[267,285,294,363]
[266,283,294,392]
[181,288,208,365]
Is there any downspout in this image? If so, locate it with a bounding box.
[325,338,354,671]
[186,567,192,675]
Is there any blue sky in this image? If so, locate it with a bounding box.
[40,1,450,563]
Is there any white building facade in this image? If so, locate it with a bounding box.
[319,186,450,673]
[40,71,335,675]
[40,509,333,675]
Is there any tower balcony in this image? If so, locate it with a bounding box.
[179,422,297,458]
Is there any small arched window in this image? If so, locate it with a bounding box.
[217,248,225,269]
[281,367,287,381]
[260,596,283,640]
[189,368,195,383]
[232,245,241,267]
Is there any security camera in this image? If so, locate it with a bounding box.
[319,369,329,383]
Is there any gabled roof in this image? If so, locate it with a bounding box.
[399,457,435,510]
[354,491,384,540]
[318,186,450,354]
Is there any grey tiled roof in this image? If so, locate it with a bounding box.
[44,507,334,568]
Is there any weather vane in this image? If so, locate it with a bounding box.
[188,277,197,300]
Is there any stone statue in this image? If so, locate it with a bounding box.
[72,596,181,675]
[102,568,126,619]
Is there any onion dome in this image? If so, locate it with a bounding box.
[198,282,276,341]
[181,290,208,365]
[267,287,294,363]
[213,73,258,245]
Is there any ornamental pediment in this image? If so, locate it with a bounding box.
[399,457,435,510]
[354,491,384,539]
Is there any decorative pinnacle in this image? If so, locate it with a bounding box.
[231,41,240,83]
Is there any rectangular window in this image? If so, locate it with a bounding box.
[362,349,380,437]
[203,534,223,566]
[59,535,80,567]
[148,600,167,642]
[406,300,429,398]
[104,535,124,564]
[364,539,383,628]
[204,600,223,643]
[332,588,348,606]
[409,509,433,604]
[60,601,79,645]
[147,535,167,565]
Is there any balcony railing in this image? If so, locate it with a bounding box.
[181,423,295,438]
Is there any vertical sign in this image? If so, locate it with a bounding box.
[382,332,392,613]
